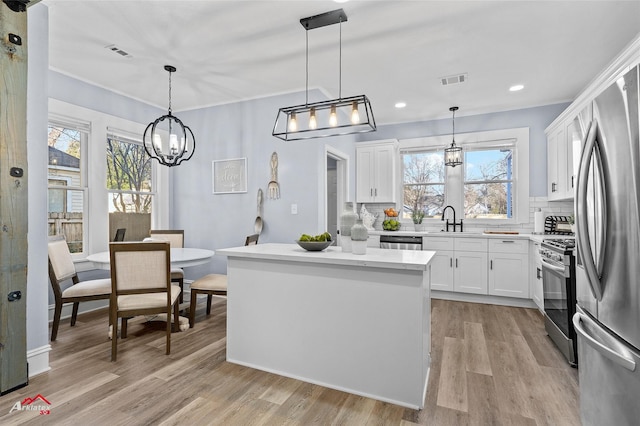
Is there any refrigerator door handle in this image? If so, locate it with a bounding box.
[576,119,605,300]
[573,312,636,371]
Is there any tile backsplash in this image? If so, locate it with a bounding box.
[356,197,574,233]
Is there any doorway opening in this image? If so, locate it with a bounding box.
[325,147,349,242]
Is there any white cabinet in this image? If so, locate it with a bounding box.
[488,239,529,298]
[547,125,571,201]
[529,240,544,311]
[356,141,397,203]
[454,249,488,294]
[424,237,488,295]
[424,237,454,292]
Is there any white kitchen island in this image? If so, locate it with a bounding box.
[216,243,435,409]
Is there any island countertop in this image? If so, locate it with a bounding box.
[216,242,434,271]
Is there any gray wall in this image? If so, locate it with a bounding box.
[355,103,570,197]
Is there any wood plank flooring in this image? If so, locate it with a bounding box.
[0,298,580,425]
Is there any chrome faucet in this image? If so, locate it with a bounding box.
[441,205,463,232]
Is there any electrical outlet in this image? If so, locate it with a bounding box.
[291,204,298,215]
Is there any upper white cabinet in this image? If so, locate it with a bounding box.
[546,124,572,201]
[356,140,398,203]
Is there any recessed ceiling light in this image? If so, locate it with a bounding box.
[334,0,349,3]
[395,102,407,109]
[509,84,524,92]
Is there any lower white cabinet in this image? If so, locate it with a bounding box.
[530,240,544,311]
[488,239,529,298]
[429,250,454,292]
[454,250,488,294]
[426,236,531,300]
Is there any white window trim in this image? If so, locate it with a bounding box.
[399,127,529,224]
[49,98,170,261]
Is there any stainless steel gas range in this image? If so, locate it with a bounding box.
[540,238,577,366]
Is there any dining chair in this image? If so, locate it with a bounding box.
[189,234,259,328]
[109,241,181,361]
[47,235,111,341]
[113,228,126,242]
[149,229,185,302]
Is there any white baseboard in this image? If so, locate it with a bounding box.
[431,291,537,309]
[27,345,51,378]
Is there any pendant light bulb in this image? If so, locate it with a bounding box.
[309,107,317,130]
[289,112,298,132]
[351,101,360,124]
[329,105,338,127]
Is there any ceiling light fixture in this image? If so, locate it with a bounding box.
[395,102,407,109]
[272,9,376,141]
[444,106,462,167]
[509,84,524,92]
[143,65,195,167]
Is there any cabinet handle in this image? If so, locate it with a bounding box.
[537,267,541,279]
[501,240,515,243]
[455,258,458,268]
[370,188,373,196]
[552,182,557,192]
[571,175,575,188]
[375,188,377,196]
[490,260,493,270]
[450,257,452,268]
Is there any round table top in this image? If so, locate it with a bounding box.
[86,247,215,270]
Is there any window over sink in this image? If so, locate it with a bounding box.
[400,127,529,225]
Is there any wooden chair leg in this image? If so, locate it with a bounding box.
[70,302,80,326]
[179,278,184,303]
[166,307,173,355]
[189,289,198,328]
[206,294,213,315]
[121,317,128,338]
[51,302,62,341]
[111,314,118,362]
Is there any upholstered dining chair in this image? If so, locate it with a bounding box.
[149,229,185,302]
[189,234,259,328]
[109,241,181,361]
[47,235,111,341]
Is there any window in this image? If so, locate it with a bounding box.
[402,150,445,219]
[106,133,154,241]
[464,148,514,219]
[48,121,88,254]
[400,128,529,224]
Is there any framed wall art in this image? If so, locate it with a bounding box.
[212,157,247,194]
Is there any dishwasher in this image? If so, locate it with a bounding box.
[379,235,423,250]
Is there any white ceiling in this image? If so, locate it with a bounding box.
[43,0,640,125]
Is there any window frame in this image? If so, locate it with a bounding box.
[49,99,170,266]
[47,116,90,258]
[399,128,529,226]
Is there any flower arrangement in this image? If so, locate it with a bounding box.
[412,209,425,225]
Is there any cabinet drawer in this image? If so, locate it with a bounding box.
[423,237,454,251]
[454,237,487,252]
[488,238,528,254]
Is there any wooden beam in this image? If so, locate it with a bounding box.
[0,0,28,394]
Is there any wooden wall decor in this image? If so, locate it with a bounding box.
[0,0,29,395]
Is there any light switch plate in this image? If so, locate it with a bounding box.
[291,204,298,214]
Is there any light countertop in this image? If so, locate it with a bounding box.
[216,243,435,271]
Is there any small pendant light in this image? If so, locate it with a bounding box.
[444,106,462,167]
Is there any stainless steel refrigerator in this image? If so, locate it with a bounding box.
[573,64,640,426]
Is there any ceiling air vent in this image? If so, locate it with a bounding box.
[105,44,132,59]
[440,73,468,86]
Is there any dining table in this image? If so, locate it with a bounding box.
[86,247,215,270]
[86,247,215,332]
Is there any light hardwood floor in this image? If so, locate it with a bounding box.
[0,298,580,425]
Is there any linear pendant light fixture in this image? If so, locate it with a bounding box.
[143,65,195,167]
[444,106,462,167]
[272,8,376,141]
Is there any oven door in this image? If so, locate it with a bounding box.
[542,257,570,337]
